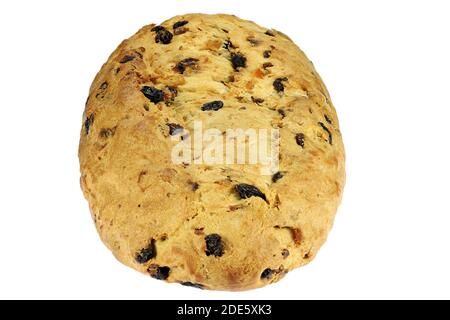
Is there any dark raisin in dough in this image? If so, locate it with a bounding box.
[151,25,166,33]
[235,184,267,201]
[202,100,224,111]
[263,50,272,58]
[135,239,156,264]
[173,20,189,29]
[223,39,233,50]
[231,53,247,71]
[295,133,305,148]
[174,58,199,74]
[272,172,284,183]
[141,86,165,104]
[120,55,135,64]
[273,77,288,92]
[261,268,274,279]
[148,265,170,280]
[205,234,224,257]
[155,29,173,44]
[84,114,94,135]
[167,123,184,136]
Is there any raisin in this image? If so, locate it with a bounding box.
[201,100,224,111]
[263,50,272,58]
[251,96,265,105]
[99,81,108,91]
[135,239,156,264]
[174,58,199,74]
[324,114,333,124]
[84,114,94,135]
[155,29,173,44]
[181,282,204,289]
[273,77,288,92]
[265,30,275,37]
[281,249,290,258]
[231,53,247,71]
[119,54,135,64]
[291,228,302,245]
[318,122,333,145]
[278,109,286,119]
[99,127,116,139]
[205,234,224,257]
[151,25,166,33]
[174,27,188,35]
[173,20,189,29]
[223,39,233,50]
[235,184,267,201]
[272,171,284,183]
[188,181,199,191]
[263,62,274,69]
[295,133,305,148]
[148,264,170,280]
[261,268,274,280]
[141,86,165,104]
[167,123,184,136]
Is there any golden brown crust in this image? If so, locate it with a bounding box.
[79,13,345,291]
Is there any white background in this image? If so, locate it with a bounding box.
[0,0,449,300]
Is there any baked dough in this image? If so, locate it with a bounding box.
[79,14,345,291]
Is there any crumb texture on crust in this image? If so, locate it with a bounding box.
[79,14,345,291]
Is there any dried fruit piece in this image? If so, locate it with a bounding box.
[295,133,305,148]
[324,114,333,124]
[155,29,173,44]
[278,109,286,119]
[174,27,188,35]
[251,96,264,105]
[174,58,199,74]
[84,114,94,135]
[263,62,274,70]
[181,282,204,289]
[167,123,184,136]
[231,53,247,71]
[261,268,274,280]
[173,20,189,29]
[99,127,116,139]
[291,228,302,245]
[263,50,271,58]
[272,172,284,183]
[223,39,233,50]
[148,264,170,280]
[151,25,166,33]
[318,122,333,145]
[205,234,224,257]
[201,100,224,111]
[281,249,290,258]
[141,86,165,104]
[235,184,267,201]
[135,239,156,264]
[99,81,108,90]
[273,77,288,92]
[265,30,275,37]
[119,54,136,64]
[188,181,199,191]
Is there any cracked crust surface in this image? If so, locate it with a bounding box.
[79,14,345,291]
